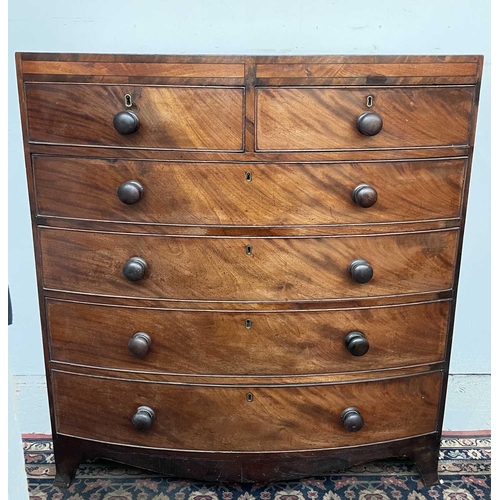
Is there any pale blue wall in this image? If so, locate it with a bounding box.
[8,0,490,431]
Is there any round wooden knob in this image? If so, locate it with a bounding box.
[356,112,383,136]
[128,332,151,358]
[131,406,155,431]
[123,257,148,281]
[118,180,144,205]
[344,331,370,356]
[113,111,140,135]
[341,407,364,432]
[349,259,373,284]
[352,184,378,208]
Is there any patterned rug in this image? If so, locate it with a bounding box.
[24,434,490,500]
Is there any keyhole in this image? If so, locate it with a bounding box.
[246,245,252,255]
[125,94,133,108]
[366,95,373,108]
[245,319,252,329]
[246,392,254,402]
[245,171,252,182]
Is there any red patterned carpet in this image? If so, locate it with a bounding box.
[24,433,490,500]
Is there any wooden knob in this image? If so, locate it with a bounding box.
[356,112,383,136]
[344,331,370,356]
[131,406,155,431]
[349,259,373,284]
[352,184,378,208]
[341,407,364,432]
[113,111,139,135]
[123,257,148,281]
[128,332,151,358]
[118,180,144,205]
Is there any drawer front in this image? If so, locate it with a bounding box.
[53,370,441,451]
[256,87,474,151]
[48,299,449,374]
[25,84,244,151]
[33,157,466,225]
[40,228,458,301]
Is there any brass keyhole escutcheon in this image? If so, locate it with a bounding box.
[245,319,252,329]
[246,392,254,402]
[366,95,373,108]
[124,94,133,108]
[245,171,252,182]
[246,245,252,255]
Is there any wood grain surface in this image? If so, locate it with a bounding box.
[256,62,478,78]
[28,143,471,162]
[33,157,466,226]
[15,53,483,487]
[49,359,440,386]
[34,217,461,237]
[50,432,443,486]
[52,370,442,451]
[25,83,244,150]
[43,288,453,311]
[47,298,450,375]
[256,87,474,151]
[19,54,482,88]
[22,61,245,78]
[39,227,458,301]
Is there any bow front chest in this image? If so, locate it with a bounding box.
[16,53,483,487]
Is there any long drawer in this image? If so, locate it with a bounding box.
[47,299,450,375]
[25,83,245,151]
[33,157,466,226]
[53,370,442,451]
[256,86,474,151]
[40,228,458,301]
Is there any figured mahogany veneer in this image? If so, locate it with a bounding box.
[16,53,483,488]
[47,298,450,375]
[25,84,245,150]
[52,370,442,451]
[39,227,458,301]
[256,86,474,151]
[33,157,466,226]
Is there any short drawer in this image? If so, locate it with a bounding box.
[33,157,466,225]
[47,299,449,375]
[53,370,441,451]
[25,83,244,151]
[39,228,458,301]
[256,86,474,151]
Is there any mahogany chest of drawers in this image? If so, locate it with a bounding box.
[16,53,483,487]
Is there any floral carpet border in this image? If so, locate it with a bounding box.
[24,435,491,500]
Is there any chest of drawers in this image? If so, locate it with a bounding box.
[16,53,483,488]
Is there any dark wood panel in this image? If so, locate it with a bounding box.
[47,299,450,375]
[256,87,474,151]
[19,53,248,63]
[25,84,244,151]
[51,432,442,486]
[19,53,481,63]
[52,370,441,451]
[39,228,458,301]
[33,157,466,226]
